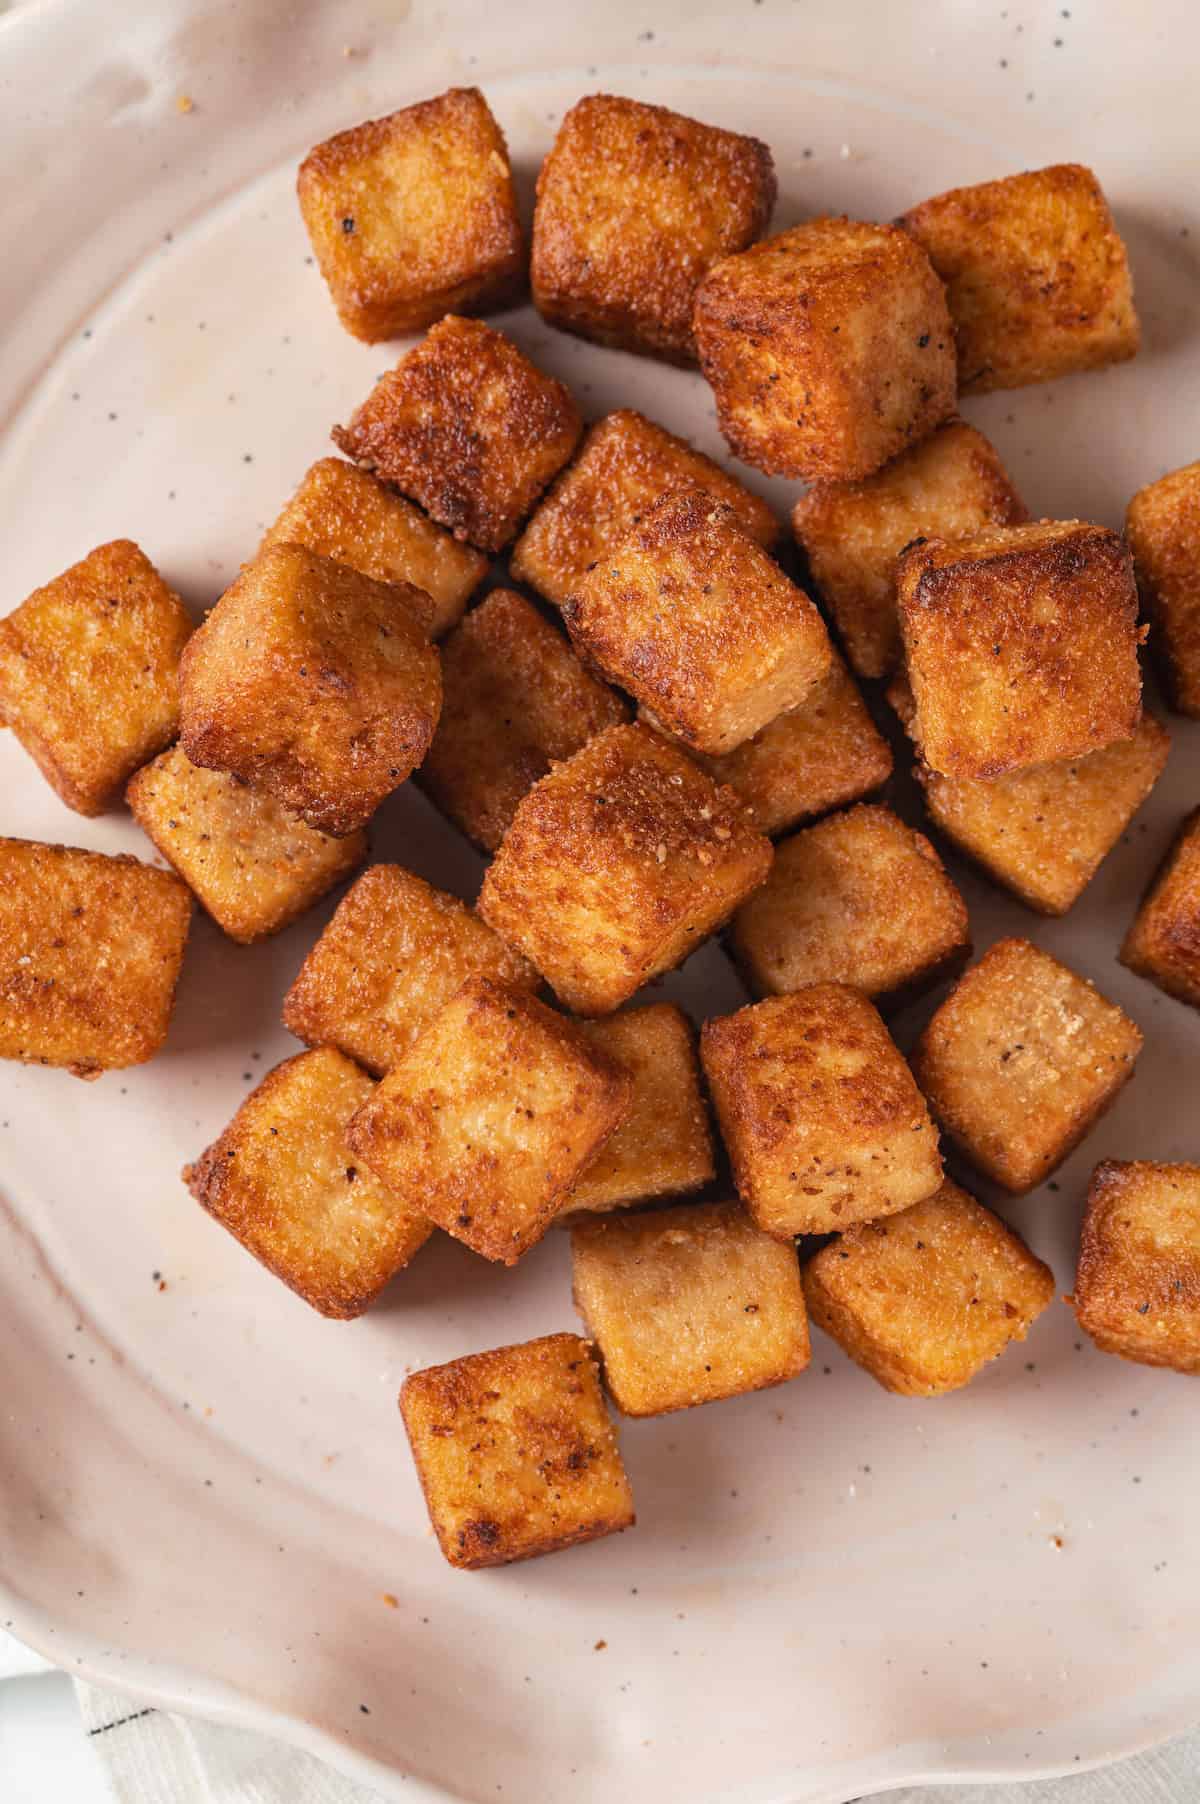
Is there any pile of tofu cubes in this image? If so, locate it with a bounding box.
[3,85,1200,1571]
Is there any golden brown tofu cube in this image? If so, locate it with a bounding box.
[332,316,582,552]
[0,540,193,816]
[693,217,955,482]
[563,490,831,756]
[792,421,1028,680]
[127,746,366,944]
[1121,806,1200,1008]
[531,94,775,364]
[179,544,441,837]
[900,163,1139,394]
[912,938,1143,1195]
[296,87,523,343]
[701,986,942,1238]
[0,837,191,1078]
[260,458,486,639]
[571,1201,809,1416]
[729,804,969,1004]
[479,723,773,1015]
[1126,460,1200,717]
[282,863,537,1076]
[401,1333,634,1568]
[803,1179,1054,1396]
[897,521,1142,779]
[684,652,892,837]
[1074,1160,1200,1373]
[565,1005,715,1214]
[348,979,631,1263]
[510,408,779,610]
[418,588,628,853]
[184,1048,430,1318]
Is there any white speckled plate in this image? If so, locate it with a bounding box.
[2,1,1199,1799]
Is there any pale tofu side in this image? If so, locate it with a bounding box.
[1074,1160,1200,1373]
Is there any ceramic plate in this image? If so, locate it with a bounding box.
[2,2,1198,1799]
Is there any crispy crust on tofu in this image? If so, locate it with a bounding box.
[297,87,523,342]
[400,1333,635,1569]
[1121,806,1200,1008]
[1126,460,1200,717]
[0,539,193,815]
[332,316,582,551]
[1074,1160,1200,1372]
[478,722,773,1015]
[0,836,191,1077]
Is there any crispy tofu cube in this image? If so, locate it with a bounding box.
[479,723,773,1015]
[571,1201,809,1416]
[260,458,486,639]
[296,87,523,343]
[912,938,1143,1194]
[0,837,191,1077]
[900,163,1139,394]
[348,979,631,1263]
[792,421,1028,679]
[563,490,832,756]
[1126,460,1200,717]
[401,1333,634,1568]
[510,408,779,610]
[684,653,892,837]
[1121,806,1200,1008]
[803,1179,1054,1396]
[332,316,582,552]
[418,588,628,853]
[127,746,366,944]
[531,94,775,364]
[693,217,956,482]
[179,543,441,837]
[565,1004,715,1214]
[890,671,1169,915]
[282,863,537,1076]
[0,540,192,816]
[1074,1160,1200,1372]
[729,803,969,1004]
[184,1048,430,1318]
[701,986,943,1237]
[897,521,1142,779]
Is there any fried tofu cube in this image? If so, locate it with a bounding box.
[296,87,523,343]
[792,421,1028,679]
[479,723,773,1015]
[693,217,956,482]
[900,163,1139,394]
[510,408,779,610]
[701,986,943,1237]
[260,458,486,639]
[0,540,192,815]
[570,1201,809,1415]
[1121,807,1200,1008]
[184,1048,431,1318]
[401,1333,634,1568]
[729,803,969,1004]
[179,543,441,837]
[565,1004,715,1214]
[0,837,191,1077]
[531,94,775,364]
[803,1179,1054,1396]
[332,316,581,552]
[684,653,892,837]
[418,588,628,853]
[897,522,1142,779]
[127,746,366,944]
[912,938,1143,1194]
[1074,1160,1200,1372]
[282,863,537,1076]
[563,491,832,756]
[1126,460,1200,716]
[348,979,631,1263]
